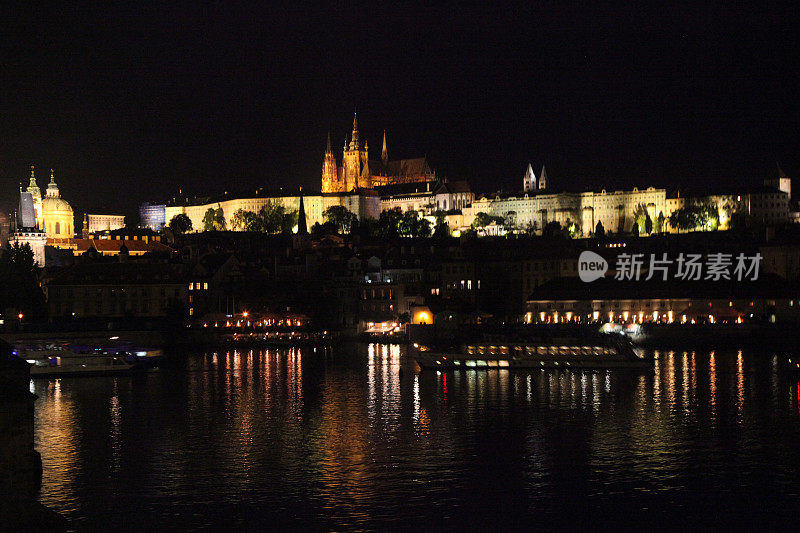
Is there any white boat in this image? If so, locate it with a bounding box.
[25,353,136,377]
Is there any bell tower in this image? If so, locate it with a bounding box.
[342,112,370,190]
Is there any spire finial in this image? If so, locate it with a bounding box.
[326,131,332,154]
[30,165,35,179]
[381,130,388,164]
[50,168,55,183]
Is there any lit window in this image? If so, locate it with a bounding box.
[204,282,208,290]
[189,283,194,290]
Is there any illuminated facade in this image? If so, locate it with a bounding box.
[322,113,436,192]
[86,214,125,233]
[165,190,380,232]
[469,187,668,236]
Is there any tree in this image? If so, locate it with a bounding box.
[281,210,298,234]
[202,207,226,231]
[632,222,640,237]
[542,220,563,238]
[169,213,193,234]
[431,210,449,238]
[645,212,653,235]
[258,201,285,233]
[633,203,649,234]
[323,205,358,234]
[231,209,262,232]
[471,212,494,229]
[374,208,403,239]
[595,220,605,238]
[668,203,720,232]
[655,212,665,234]
[0,243,46,320]
[398,210,431,238]
[503,211,518,233]
[524,221,539,236]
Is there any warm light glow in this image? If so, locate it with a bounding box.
[18,313,23,319]
[243,311,249,318]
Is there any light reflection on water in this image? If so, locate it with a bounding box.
[32,344,800,530]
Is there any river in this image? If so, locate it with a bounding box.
[32,344,800,530]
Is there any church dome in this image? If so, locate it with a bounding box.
[40,170,74,239]
[42,196,73,213]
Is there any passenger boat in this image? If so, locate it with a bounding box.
[24,353,137,377]
[414,339,652,370]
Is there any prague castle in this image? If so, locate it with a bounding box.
[321,113,435,192]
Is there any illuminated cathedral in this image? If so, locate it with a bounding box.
[321,113,436,192]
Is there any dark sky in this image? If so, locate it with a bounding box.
[2,2,798,220]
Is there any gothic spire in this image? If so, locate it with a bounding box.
[538,165,548,190]
[350,111,359,148]
[326,131,332,154]
[297,190,308,235]
[381,130,388,165]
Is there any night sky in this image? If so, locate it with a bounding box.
[2,3,798,220]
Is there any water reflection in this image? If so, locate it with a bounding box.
[32,344,800,530]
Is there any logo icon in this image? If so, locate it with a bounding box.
[579,251,608,282]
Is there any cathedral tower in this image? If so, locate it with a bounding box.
[321,132,340,193]
[341,112,370,190]
[539,165,548,190]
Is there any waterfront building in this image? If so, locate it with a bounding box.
[139,202,166,231]
[322,114,436,192]
[44,262,187,319]
[525,276,800,324]
[87,214,125,233]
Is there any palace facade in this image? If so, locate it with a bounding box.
[165,190,380,232]
[321,113,436,192]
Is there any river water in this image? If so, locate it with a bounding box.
[33,344,800,530]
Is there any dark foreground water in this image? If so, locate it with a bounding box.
[33,344,800,531]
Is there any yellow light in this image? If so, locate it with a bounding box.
[18,313,23,319]
[243,311,249,318]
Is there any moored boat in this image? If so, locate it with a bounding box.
[414,339,651,370]
[24,352,137,377]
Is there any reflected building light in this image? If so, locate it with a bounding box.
[709,351,717,420]
[736,350,744,417]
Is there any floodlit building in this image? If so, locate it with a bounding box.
[87,214,125,233]
[322,114,436,192]
[165,189,380,233]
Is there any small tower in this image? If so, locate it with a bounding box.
[82,213,90,239]
[523,163,536,192]
[538,165,548,190]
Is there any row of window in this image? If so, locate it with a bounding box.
[189,282,209,290]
